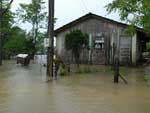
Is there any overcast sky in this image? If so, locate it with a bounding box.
[11,0,120,31]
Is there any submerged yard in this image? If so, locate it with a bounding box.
[0,60,150,113]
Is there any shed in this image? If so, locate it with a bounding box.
[55,13,149,65]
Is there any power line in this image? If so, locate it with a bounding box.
[81,0,88,12]
[78,0,85,13]
[79,0,87,13]
[96,0,107,16]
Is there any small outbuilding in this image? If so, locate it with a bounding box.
[55,13,149,65]
[16,54,30,66]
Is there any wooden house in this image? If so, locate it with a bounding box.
[55,13,149,65]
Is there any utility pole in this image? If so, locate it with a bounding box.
[47,0,54,77]
[0,0,3,65]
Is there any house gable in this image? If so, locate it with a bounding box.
[55,13,126,36]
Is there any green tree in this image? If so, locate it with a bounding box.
[106,0,150,34]
[1,0,14,15]
[3,26,36,58]
[65,29,88,67]
[17,0,47,44]
[0,0,14,64]
[2,10,14,46]
[17,0,47,57]
[36,32,47,54]
[3,26,26,58]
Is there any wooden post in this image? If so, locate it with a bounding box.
[114,53,119,83]
[105,33,111,65]
[114,30,120,83]
[47,0,54,78]
[88,34,92,64]
[47,47,50,75]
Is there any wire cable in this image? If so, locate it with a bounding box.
[79,0,87,13]
[80,0,88,12]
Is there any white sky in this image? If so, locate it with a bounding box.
[11,0,120,31]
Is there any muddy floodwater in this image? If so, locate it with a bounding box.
[0,60,150,113]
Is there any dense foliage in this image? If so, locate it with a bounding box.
[65,29,88,66]
[106,0,150,34]
[17,0,47,43]
[0,0,47,59]
[16,0,47,57]
[3,26,35,58]
[0,0,14,59]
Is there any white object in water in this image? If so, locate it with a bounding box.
[17,54,28,58]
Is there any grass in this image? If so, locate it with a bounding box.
[58,64,95,76]
[146,42,150,50]
[103,66,130,76]
[59,64,135,77]
[144,75,150,82]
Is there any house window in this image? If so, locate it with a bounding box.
[95,43,101,49]
[95,43,104,49]
[95,36,104,42]
[95,34,104,49]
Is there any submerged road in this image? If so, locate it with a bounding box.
[0,60,150,113]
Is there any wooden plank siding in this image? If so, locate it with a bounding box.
[55,13,135,65]
[57,19,129,64]
[119,35,132,65]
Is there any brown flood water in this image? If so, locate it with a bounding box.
[0,60,150,113]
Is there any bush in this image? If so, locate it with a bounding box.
[83,67,92,73]
[76,68,83,74]
[146,42,150,51]
[144,75,150,82]
[75,67,92,74]
[59,65,67,76]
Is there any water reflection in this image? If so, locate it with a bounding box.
[0,60,150,113]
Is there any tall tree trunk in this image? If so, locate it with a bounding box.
[35,23,38,45]
[0,21,2,65]
[30,23,36,59]
[34,21,38,56]
[0,0,14,65]
[2,0,14,15]
[0,1,3,65]
[74,50,80,68]
[34,10,38,45]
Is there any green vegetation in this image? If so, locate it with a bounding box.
[59,65,68,76]
[0,1,15,59]
[3,27,27,57]
[16,0,47,56]
[144,75,150,82]
[76,67,93,74]
[146,42,150,51]
[59,64,101,76]
[3,26,37,58]
[106,0,150,34]
[65,29,88,67]
[0,0,47,59]
[17,0,47,40]
[0,0,15,64]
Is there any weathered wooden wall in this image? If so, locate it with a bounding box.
[56,17,132,65]
[119,35,132,65]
